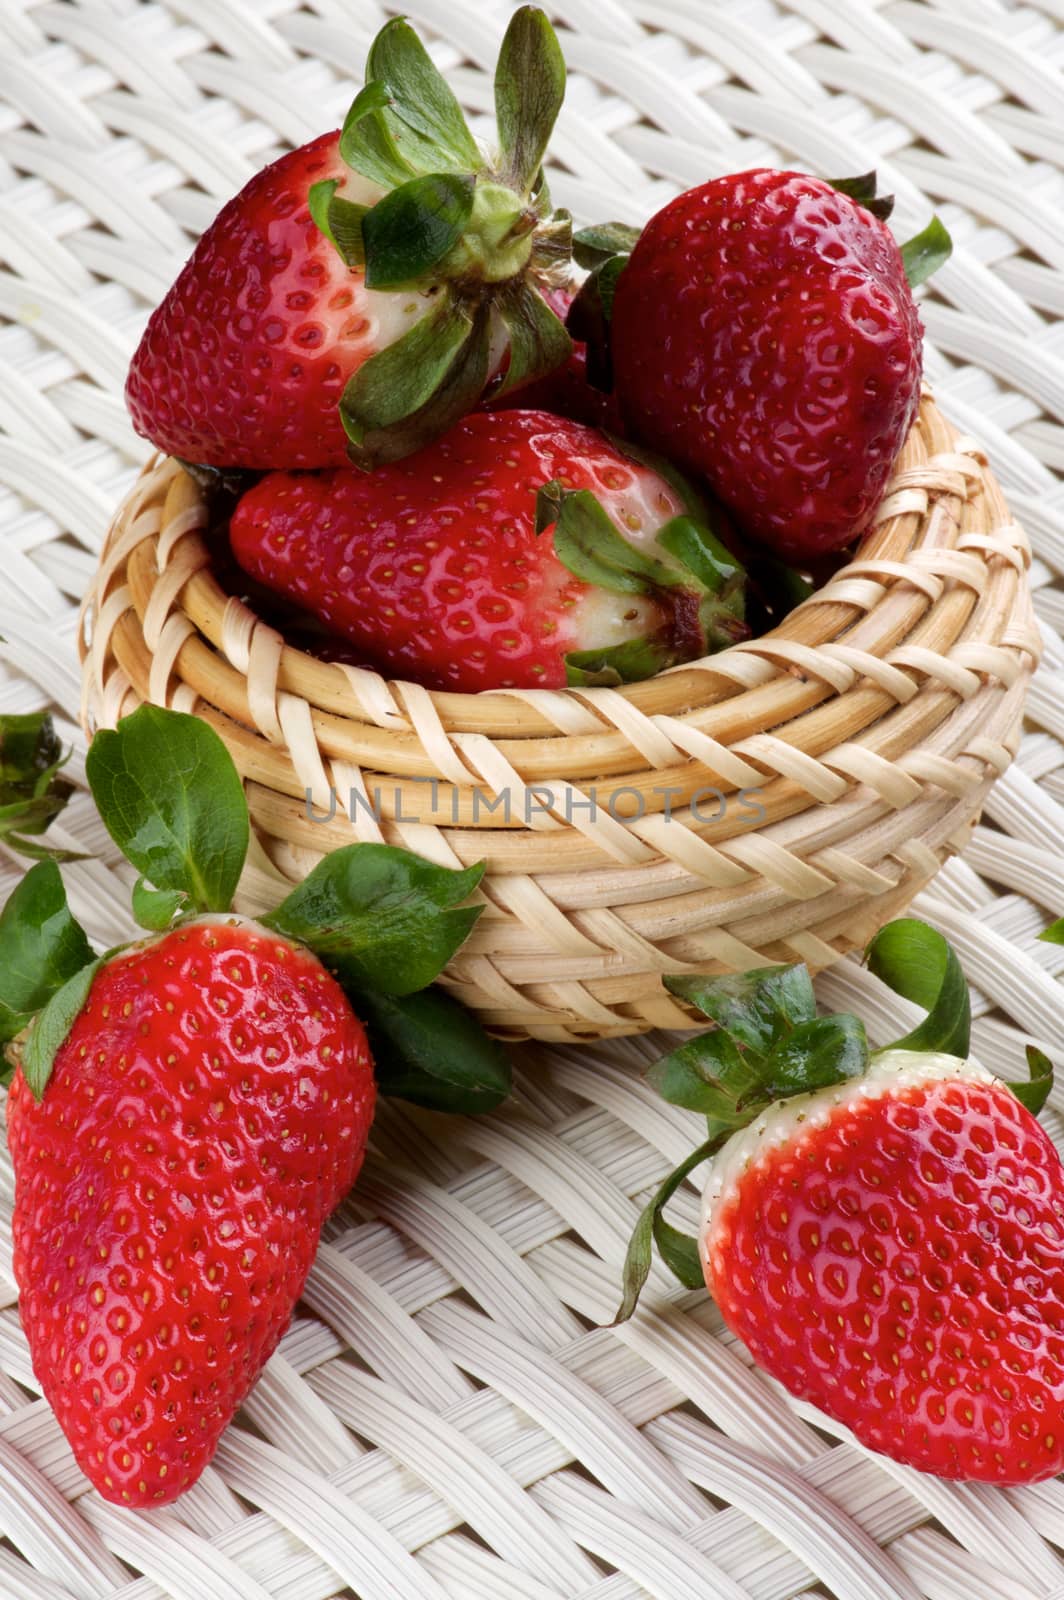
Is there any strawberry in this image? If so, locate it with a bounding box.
[704,1051,1064,1482]
[7,918,374,1505]
[616,919,1060,1485]
[125,10,574,471]
[0,712,81,863]
[585,171,950,560]
[228,410,747,693]
[0,705,506,1505]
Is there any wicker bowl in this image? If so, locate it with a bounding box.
[81,392,1039,1042]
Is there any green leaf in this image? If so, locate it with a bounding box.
[565,253,627,388]
[0,794,67,833]
[22,957,103,1101]
[530,202,572,269]
[900,216,952,288]
[1006,1045,1054,1118]
[664,964,817,1056]
[342,300,493,469]
[0,712,77,858]
[365,17,480,175]
[565,637,672,687]
[530,165,552,218]
[339,80,419,190]
[308,179,367,269]
[657,515,744,598]
[827,171,894,222]
[340,290,471,444]
[494,6,566,195]
[534,479,565,536]
[1040,917,1064,945]
[865,918,970,1058]
[132,877,188,932]
[262,843,484,997]
[652,1212,704,1289]
[493,278,572,399]
[357,985,511,1113]
[828,171,876,204]
[614,1137,719,1324]
[544,484,681,596]
[362,172,475,290]
[595,254,628,322]
[0,798,86,862]
[646,1028,763,1130]
[85,705,249,917]
[761,1013,869,1098]
[0,711,61,788]
[573,221,641,270]
[0,860,95,1044]
[0,832,86,865]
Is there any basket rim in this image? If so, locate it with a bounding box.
[84,392,1040,752]
[81,362,1039,1039]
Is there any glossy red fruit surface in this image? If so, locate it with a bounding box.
[229,410,688,692]
[485,286,622,432]
[704,1056,1064,1483]
[8,918,375,1506]
[125,133,427,470]
[612,169,922,560]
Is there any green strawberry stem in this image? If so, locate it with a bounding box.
[0,706,507,1112]
[614,917,1054,1323]
[0,712,84,863]
[536,474,749,686]
[899,215,953,287]
[314,7,575,468]
[826,170,895,222]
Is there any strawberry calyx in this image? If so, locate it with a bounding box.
[535,470,749,687]
[311,8,574,468]
[826,169,895,221]
[0,712,84,864]
[0,705,509,1113]
[568,174,954,396]
[614,917,1055,1323]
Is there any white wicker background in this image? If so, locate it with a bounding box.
[2,1,1064,1597]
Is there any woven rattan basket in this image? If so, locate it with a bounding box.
[81,391,1040,1042]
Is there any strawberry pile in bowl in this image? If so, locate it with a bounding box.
[83,6,1038,1043]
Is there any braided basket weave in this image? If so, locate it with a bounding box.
[82,391,1039,1041]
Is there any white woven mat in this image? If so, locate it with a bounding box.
[3,2,1064,1597]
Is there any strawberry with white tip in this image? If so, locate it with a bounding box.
[126,9,574,472]
[228,410,749,692]
[617,923,1061,1485]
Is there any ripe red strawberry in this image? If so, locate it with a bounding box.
[607,170,933,560]
[125,10,575,470]
[126,133,380,472]
[617,921,1060,1485]
[228,410,747,692]
[703,1050,1064,1483]
[7,919,374,1506]
[0,704,503,1507]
